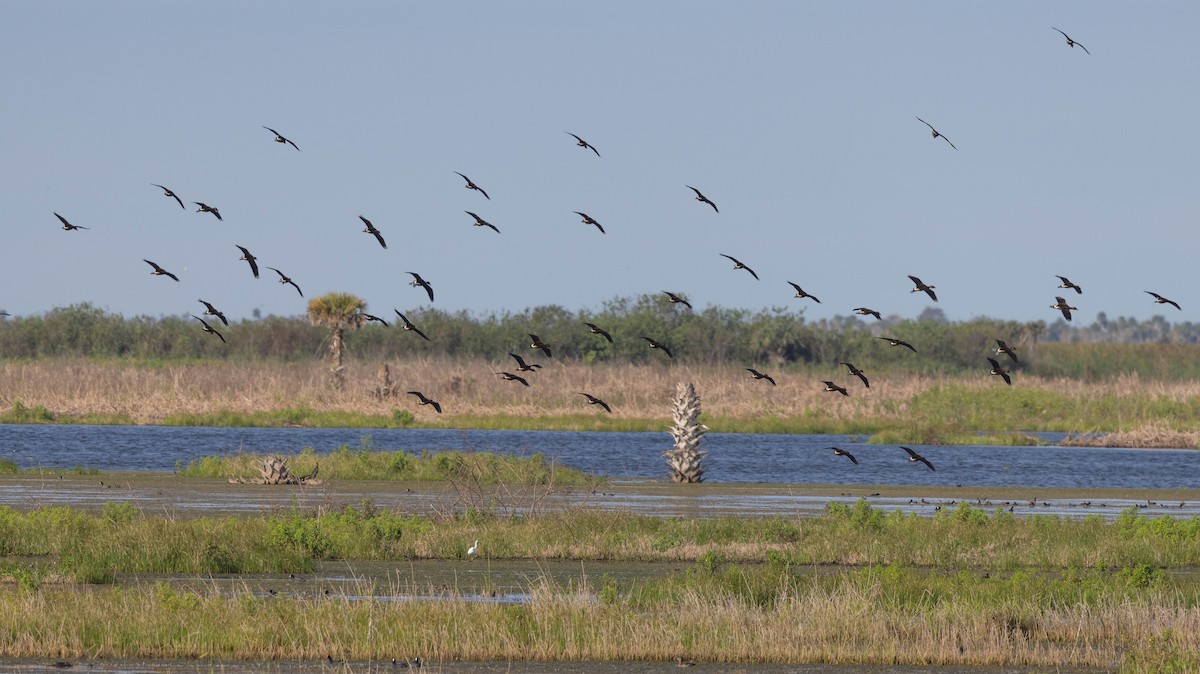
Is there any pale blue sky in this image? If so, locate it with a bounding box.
[3,2,1197,324]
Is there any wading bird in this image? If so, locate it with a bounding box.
[144,259,179,282]
[822,381,849,396]
[902,446,935,471]
[746,368,776,385]
[642,336,673,359]
[878,337,917,353]
[467,540,479,556]
[193,202,222,220]
[585,322,613,343]
[994,339,1018,363]
[496,371,530,387]
[663,291,692,310]
[831,447,858,464]
[987,357,1012,385]
[407,391,442,414]
[686,185,718,213]
[151,184,185,209]
[1051,296,1077,321]
[1146,291,1181,311]
[1052,27,1090,54]
[720,254,759,280]
[54,213,88,231]
[528,334,552,358]
[907,275,938,301]
[263,126,300,150]
[574,212,604,234]
[192,315,225,343]
[578,392,612,413]
[853,307,882,320]
[235,245,259,278]
[454,172,490,200]
[840,362,869,388]
[787,282,820,303]
[508,352,542,372]
[916,117,957,149]
[407,272,434,302]
[394,311,430,341]
[267,267,303,297]
[566,132,600,157]
[465,211,500,233]
[358,216,386,249]
[1056,275,1083,294]
[198,299,228,326]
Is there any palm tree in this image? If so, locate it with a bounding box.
[307,292,367,389]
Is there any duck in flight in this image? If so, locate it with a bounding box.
[994,339,1018,363]
[787,282,820,303]
[664,291,693,310]
[151,184,185,209]
[902,446,935,471]
[528,334,552,358]
[407,391,442,414]
[854,307,882,320]
[878,337,917,353]
[585,322,613,343]
[566,132,601,157]
[1052,27,1090,54]
[578,392,612,413]
[263,126,301,150]
[508,352,542,372]
[840,362,869,388]
[192,315,226,343]
[358,216,387,249]
[686,186,718,213]
[1051,296,1077,321]
[54,213,89,231]
[394,311,430,341]
[746,368,776,385]
[144,259,179,282]
[574,212,604,234]
[194,202,222,221]
[454,172,490,200]
[496,372,530,387]
[198,300,228,326]
[1146,291,1181,311]
[408,272,434,302]
[907,275,937,302]
[466,211,500,233]
[235,245,259,278]
[822,381,849,396]
[830,447,858,464]
[359,313,389,327]
[1056,275,1083,294]
[916,117,957,150]
[720,254,759,280]
[267,267,303,297]
[642,336,673,359]
[987,357,1012,385]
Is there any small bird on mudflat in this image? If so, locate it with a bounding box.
[987,357,1012,385]
[720,254,759,280]
[907,275,937,302]
[267,267,303,297]
[831,447,858,464]
[407,391,442,414]
[822,381,849,396]
[192,315,226,343]
[746,368,776,385]
[787,282,820,303]
[566,132,601,157]
[358,216,387,249]
[454,172,490,200]
[263,126,300,150]
[578,392,612,413]
[394,311,430,341]
[144,259,179,282]
[916,117,957,150]
[408,272,434,302]
[151,184,185,209]
[686,185,718,213]
[902,446,935,471]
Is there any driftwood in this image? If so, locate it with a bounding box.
[228,455,322,485]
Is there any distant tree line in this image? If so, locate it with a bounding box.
[3,297,1200,380]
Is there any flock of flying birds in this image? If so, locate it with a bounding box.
[34,27,1183,470]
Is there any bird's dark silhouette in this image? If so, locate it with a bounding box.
[720,254,759,280]
[496,371,530,387]
[642,336,673,359]
[394,311,430,341]
[585,322,613,343]
[574,212,604,234]
[787,282,820,303]
[192,315,225,343]
[746,368,776,385]
[987,357,1012,385]
[902,446,935,471]
[1051,296,1077,321]
[263,126,300,150]
[407,391,442,414]
[407,272,434,302]
[194,202,222,220]
[466,211,500,233]
[578,392,612,413]
[454,172,490,200]
[907,275,938,301]
[994,339,1018,363]
[144,259,179,282]
[358,216,387,249]
[664,291,692,310]
[686,185,718,212]
[916,117,957,149]
[508,352,542,372]
[1146,291,1181,311]
[566,132,601,157]
[1052,27,1090,54]
[360,313,389,326]
[198,300,228,326]
[879,337,917,353]
[54,213,88,231]
[831,447,858,464]
[840,362,869,388]
[267,267,303,297]
[854,307,882,320]
[528,334,552,358]
[152,184,185,209]
[822,381,849,396]
[1056,276,1083,294]
[235,245,260,278]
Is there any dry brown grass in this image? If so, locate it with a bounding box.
[1062,426,1200,449]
